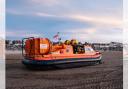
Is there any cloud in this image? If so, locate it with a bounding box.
[6,26,122,42]
[6,30,43,38]
[7,8,122,29]
[31,0,60,6]
[62,28,96,35]
[35,12,56,17]
[7,9,57,17]
[6,10,122,42]
[38,13,122,30]
[6,0,122,42]
[68,14,122,28]
[7,9,22,15]
[60,27,122,43]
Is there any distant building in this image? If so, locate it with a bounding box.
[6,40,22,50]
[6,40,123,51]
[91,42,123,51]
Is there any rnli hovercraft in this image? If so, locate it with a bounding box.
[22,37,102,66]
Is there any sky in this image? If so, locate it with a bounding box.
[0,0,5,39]
[6,0,122,43]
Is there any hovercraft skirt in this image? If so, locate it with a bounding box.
[22,56,102,66]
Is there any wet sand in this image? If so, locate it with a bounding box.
[6,51,123,89]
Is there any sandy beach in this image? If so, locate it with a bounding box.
[6,51,123,89]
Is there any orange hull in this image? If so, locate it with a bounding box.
[26,53,101,60]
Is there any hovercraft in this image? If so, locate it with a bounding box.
[22,37,102,66]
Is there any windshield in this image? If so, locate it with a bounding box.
[85,47,94,52]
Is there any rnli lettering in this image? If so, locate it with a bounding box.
[40,44,48,49]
